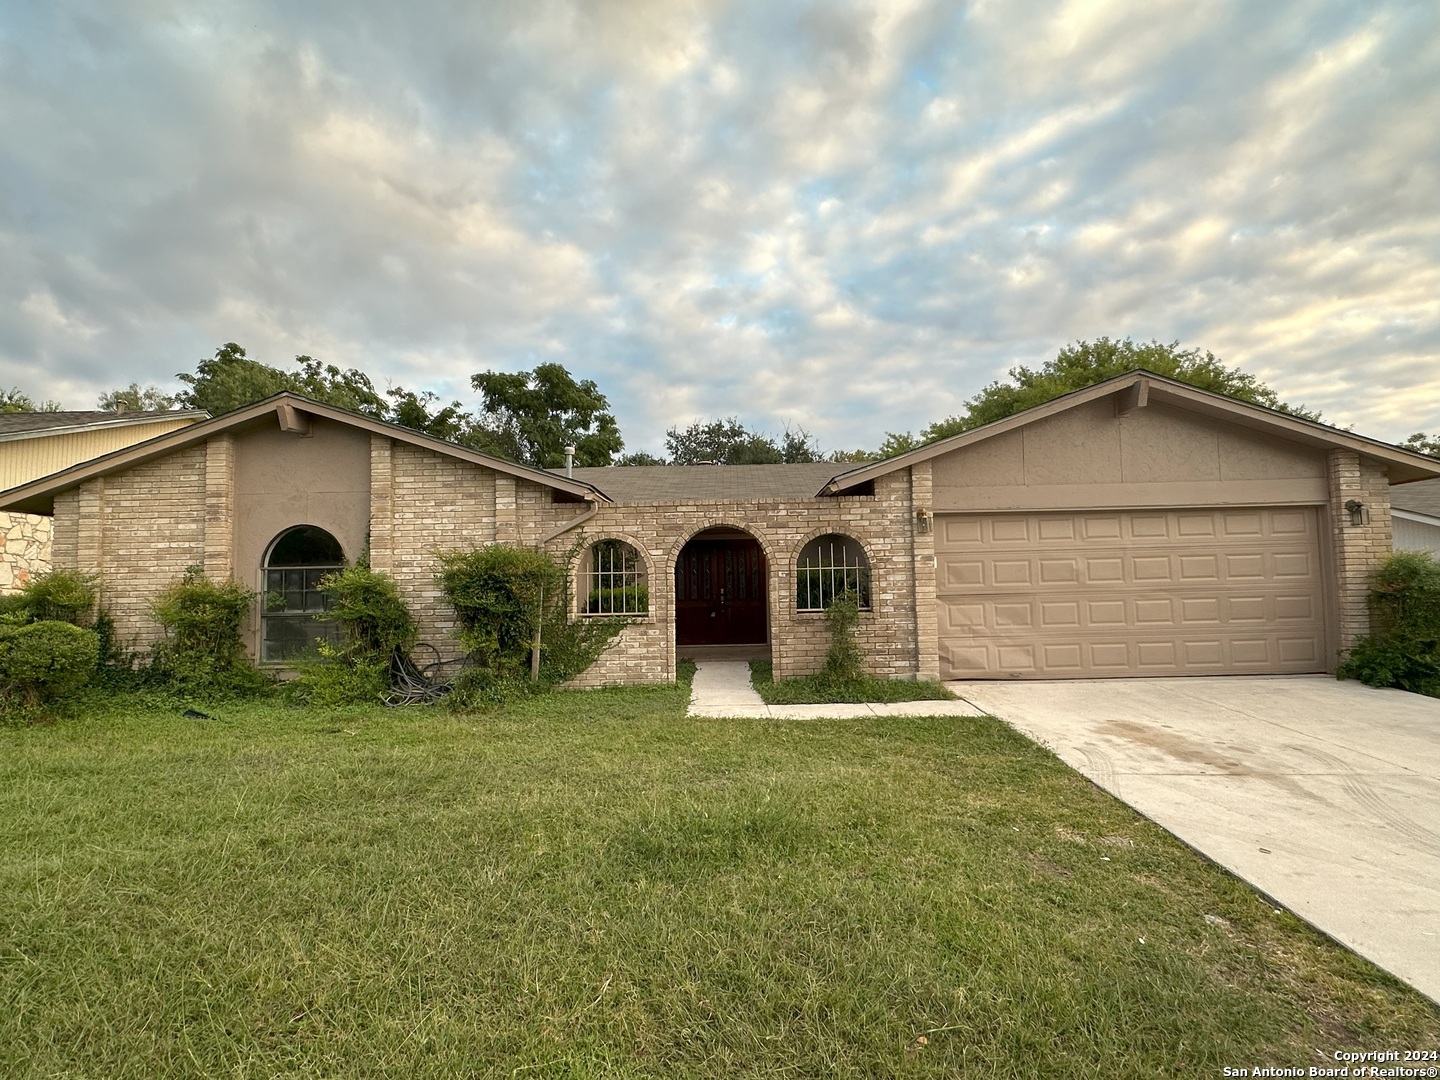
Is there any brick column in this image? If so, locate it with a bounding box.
[203,434,235,578]
[1327,449,1393,658]
[369,435,394,572]
[76,477,104,572]
[495,476,519,543]
[909,461,941,680]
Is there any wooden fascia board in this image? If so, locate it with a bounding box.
[817,370,1440,494]
[0,393,609,515]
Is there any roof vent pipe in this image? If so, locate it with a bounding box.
[564,445,575,478]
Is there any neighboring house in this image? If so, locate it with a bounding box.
[1390,477,1440,556]
[1,370,1437,681]
[0,409,208,592]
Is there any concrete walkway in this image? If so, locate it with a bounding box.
[687,660,987,719]
[952,676,1440,1003]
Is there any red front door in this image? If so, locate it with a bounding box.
[675,537,767,646]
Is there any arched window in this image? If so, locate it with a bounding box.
[262,526,346,662]
[584,539,648,615]
[796,534,871,612]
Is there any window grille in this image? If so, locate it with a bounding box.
[261,526,345,662]
[585,540,648,615]
[796,534,871,612]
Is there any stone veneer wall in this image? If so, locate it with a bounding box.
[1327,449,1393,660]
[0,512,53,592]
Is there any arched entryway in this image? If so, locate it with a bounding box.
[674,527,768,648]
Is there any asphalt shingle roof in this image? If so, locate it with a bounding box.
[0,410,192,436]
[1391,477,1440,519]
[566,462,851,504]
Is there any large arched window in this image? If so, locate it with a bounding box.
[584,539,648,615]
[796,534,871,612]
[262,526,346,662]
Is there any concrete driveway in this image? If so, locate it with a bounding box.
[950,675,1440,1003]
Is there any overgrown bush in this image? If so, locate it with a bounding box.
[437,543,626,697]
[149,567,271,698]
[0,620,100,718]
[1338,551,1440,697]
[11,569,99,626]
[287,566,416,706]
[821,591,864,682]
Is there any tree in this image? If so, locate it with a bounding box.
[0,388,62,413]
[827,448,879,463]
[470,363,623,468]
[615,451,666,466]
[1402,433,1440,458]
[98,383,177,412]
[175,343,387,418]
[920,337,1320,443]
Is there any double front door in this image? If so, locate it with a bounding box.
[675,537,767,646]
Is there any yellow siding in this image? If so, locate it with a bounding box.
[0,417,202,490]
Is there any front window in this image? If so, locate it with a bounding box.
[262,526,345,662]
[796,534,871,612]
[584,539,648,615]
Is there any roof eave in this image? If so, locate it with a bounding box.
[0,410,210,443]
[0,393,610,515]
[817,370,1440,494]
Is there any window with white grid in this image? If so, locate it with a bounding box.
[584,539,648,615]
[796,534,871,612]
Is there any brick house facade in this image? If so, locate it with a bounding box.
[2,372,1435,683]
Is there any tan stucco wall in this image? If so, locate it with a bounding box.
[931,400,1328,511]
[232,418,372,656]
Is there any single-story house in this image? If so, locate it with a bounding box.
[1391,478,1440,556]
[1,370,1436,683]
[0,408,207,592]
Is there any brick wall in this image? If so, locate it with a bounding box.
[1327,449,1394,659]
[94,447,207,649]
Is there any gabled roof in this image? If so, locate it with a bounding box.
[0,393,608,515]
[818,369,1440,494]
[0,409,207,441]
[567,462,847,504]
[1391,477,1440,519]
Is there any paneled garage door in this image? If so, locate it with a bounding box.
[935,508,1326,678]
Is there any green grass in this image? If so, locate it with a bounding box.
[749,658,955,704]
[2,682,1436,1078]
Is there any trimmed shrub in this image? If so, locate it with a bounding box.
[0,620,100,716]
[1339,551,1440,698]
[149,567,270,698]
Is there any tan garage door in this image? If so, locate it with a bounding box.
[936,508,1326,678]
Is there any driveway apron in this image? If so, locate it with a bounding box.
[951,675,1440,1003]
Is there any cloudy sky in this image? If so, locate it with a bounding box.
[2,0,1437,455]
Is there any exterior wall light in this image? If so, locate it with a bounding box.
[1344,499,1368,526]
[916,508,932,534]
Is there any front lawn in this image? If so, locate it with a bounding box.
[749,658,955,704]
[2,683,1435,1077]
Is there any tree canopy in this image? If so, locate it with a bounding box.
[175,343,387,418]
[98,383,178,412]
[908,338,1320,447]
[0,388,61,413]
[470,363,622,468]
[1402,433,1440,458]
[664,418,823,465]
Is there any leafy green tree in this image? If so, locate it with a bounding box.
[175,343,386,418]
[98,383,178,412]
[0,388,61,413]
[1402,433,1440,458]
[921,337,1320,443]
[666,418,780,465]
[615,450,667,466]
[470,363,623,468]
[827,448,879,463]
